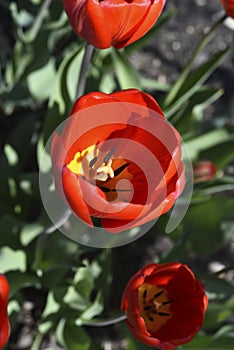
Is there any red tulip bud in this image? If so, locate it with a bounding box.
[193,161,216,183]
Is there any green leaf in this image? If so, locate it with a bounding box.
[141,78,170,92]
[49,45,84,115]
[111,48,141,89]
[99,73,116,94]
[185,129,233,161]
[41,266,70,289]
[0,246,26,273]
[27,58,56,101]
[41,291,60,319]
[66,48,85,101]
[20,222,44,246]
[63,286,87,312]
[4,144,19,166]
[32,232,78,272]
[214,325,234,339]
[79,292,103,321]
[63,321,91,350]
[206,277,234,297]
[6,271,39,297]
[172,86,224,133]
[200,139,234,170]
[182,196,234,255]
[164,48,231,118]
[0,215,22,248]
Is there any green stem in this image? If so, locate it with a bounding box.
[76,44,94,99]
[199,184,234,196]
[163,14,227,108]
[24,0,53,42]
[79,314,127,327]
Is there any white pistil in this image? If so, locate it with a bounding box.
[95,159,114,181]
[153,300,162,310]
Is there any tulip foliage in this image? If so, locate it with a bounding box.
[0,0,234,350]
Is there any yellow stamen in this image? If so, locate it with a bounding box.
[67,145,95,175]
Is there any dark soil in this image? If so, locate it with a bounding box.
[130,0,234,121]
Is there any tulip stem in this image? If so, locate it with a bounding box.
[76,44,95,99]
[79,314,127,327]
[163,13,227,108]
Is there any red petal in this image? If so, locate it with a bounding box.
[80,178,148,220]
[0,275,9,305]
[0,275,10,348]
[111,89,165,117]
[62,168,93,226]
[0,315,10,349]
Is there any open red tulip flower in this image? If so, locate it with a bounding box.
[51,89,185,233]
[0,275,10,349]
[121,263,208,349]
[221,0,234,18]
[62,0,166,49]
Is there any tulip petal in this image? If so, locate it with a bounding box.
[62,0,166,49]
[62,168,93,226]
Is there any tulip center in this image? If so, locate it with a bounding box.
[67,146,133,201]
[138,283,173,333]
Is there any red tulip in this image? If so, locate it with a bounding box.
[0,275,10,349]
[121,263,208,349]
[51,89,185,233]
[62,0,166,49]
[193,161,216,183]
[221,0,234,18]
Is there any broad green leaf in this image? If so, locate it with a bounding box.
[0,246,26,273]
[32,232,78,272]
[185,129,233,160]
[63,321,91,350]
[79,292,103,321]
[27,59,56,101]
[111,48,141,89]
[99,73,116,94]
[63,286,88,311]
[200,139,234,170]
[205,277,234,297]
[66,48,85,101]
[49,45,84,114]
[214,325,234,339]
[6,271,39,297]
[184,196,234,255]
[20,222,44,246]
[41,266,69,289]
[41,291,60,319]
